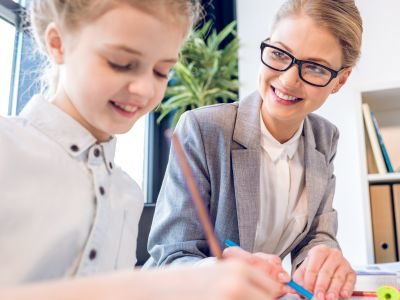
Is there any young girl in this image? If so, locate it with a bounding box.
[0,1,288,299]
[147,1,363,299]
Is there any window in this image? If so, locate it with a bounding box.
[0,18,16,115]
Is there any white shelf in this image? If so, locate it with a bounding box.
[361,85,400,264]
[368,173,400,184]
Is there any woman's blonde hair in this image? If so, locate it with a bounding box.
[272,0,363,67]
[29,0,202,96]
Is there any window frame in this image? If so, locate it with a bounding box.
[0,0,22,26]
[0,0,26,116]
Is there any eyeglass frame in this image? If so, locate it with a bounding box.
[260,39,347,87]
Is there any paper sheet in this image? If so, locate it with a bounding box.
[356,275,400,291]
[354,262,400,276]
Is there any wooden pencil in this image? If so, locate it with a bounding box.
[170,132,223,259]
[352,291,376,297]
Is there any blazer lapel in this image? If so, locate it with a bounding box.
[231,91,262,251]
[303,118,329,228]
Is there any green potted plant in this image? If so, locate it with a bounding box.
[157,20,239,127]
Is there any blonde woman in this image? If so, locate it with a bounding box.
[148,1,363,300]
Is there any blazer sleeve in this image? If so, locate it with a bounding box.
[291,126,341,270]
[145,110,212,267]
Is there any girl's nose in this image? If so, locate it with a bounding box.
[128,73,156,105]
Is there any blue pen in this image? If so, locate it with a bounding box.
[225,239,314,300]
[287,280,314,300]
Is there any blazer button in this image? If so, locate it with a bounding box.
[89,249,97,260]
[99,186,105,195]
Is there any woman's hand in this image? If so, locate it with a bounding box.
[292,245,356,300]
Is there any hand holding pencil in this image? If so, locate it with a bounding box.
[223,244,291,284]
[292,244,356,300]
[225,240,314,299]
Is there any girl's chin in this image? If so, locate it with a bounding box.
[114,122,138,135]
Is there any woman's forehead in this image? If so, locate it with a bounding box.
[270,15,343,67]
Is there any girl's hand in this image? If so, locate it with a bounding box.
[223,246,290,289]
[292,245,356,300]
[0,260,287,300]
[152,260,290,300]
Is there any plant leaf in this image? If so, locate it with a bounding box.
[159,20,239,127]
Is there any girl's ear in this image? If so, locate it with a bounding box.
[45,22,64,64]
[331,67,352,94]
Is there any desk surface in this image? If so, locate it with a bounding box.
[281,275,400,300]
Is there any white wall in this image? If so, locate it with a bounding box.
[237,0,400,265]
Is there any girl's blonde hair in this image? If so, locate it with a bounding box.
[272,0,363,67]
[29,0,202,96]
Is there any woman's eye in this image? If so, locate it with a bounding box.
[272,50,286,59]
[305,64,327,75]
[270,50,290,63]
[272,50,282,57]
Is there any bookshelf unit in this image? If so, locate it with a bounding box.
[360,84,400,263]
[362,86,400,178]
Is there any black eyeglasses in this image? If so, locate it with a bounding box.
[260,39,346,87]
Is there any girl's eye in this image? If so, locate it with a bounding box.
[109,61,135,71]
[154,70,169,79]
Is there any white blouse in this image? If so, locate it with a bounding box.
[254,116,308,256]
[0,95,144,285]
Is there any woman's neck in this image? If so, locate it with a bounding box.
[260,112,303,144]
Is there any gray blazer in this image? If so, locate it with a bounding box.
[146,91,340,269]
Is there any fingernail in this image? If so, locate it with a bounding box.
[341,290,349,298]
[327,292,336,300]
[273,256,281,264]
[317,292,325,300]
[278,272,290,282]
